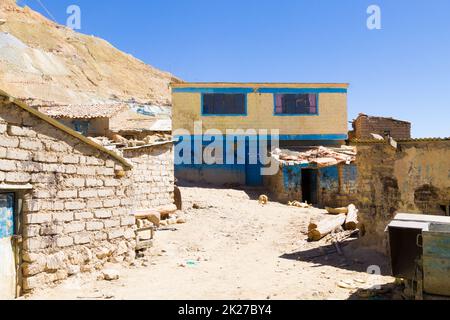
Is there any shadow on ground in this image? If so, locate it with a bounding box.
[280,239,392,276]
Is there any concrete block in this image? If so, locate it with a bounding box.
[33,152,58,163]
[52,212,75,223]
[94,210,112,219]
[57,190,78,199]
[64,201,86,210]
[6,149,31,161]
[0,159,16,171]
[64,222,86,234]
[56,236,74,248]
[74,211,94,220]
[73,233,91,245]
[108,228,124,240]
[86,221,104,231]
[25,213,52,224]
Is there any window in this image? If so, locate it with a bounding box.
[274,94,318,115]
[202,94,246,115]
[72,120,90,136]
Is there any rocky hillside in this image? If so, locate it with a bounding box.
[0,0,180,108]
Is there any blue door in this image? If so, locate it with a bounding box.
[0,193,16,299]
[245,137,263,186]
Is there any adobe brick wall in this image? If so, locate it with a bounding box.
[353,140,450,252]
[0,99,174,293]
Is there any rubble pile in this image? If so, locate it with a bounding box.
[88,132,173,154]
[272,146,357,167]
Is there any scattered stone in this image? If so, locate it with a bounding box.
[67,265,81,276]
[177,217,187,224]
[102,269,120,281]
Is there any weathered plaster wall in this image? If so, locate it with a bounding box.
[354,140,450,251]
[264,164,357,207]
[319,165,358,207]
[264,164,303,203]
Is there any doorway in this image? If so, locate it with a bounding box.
[0,193,17,299]
[301,169,318,205]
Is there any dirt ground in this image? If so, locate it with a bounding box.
[25,184,398,300]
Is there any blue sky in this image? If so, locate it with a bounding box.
[17,0,450,137]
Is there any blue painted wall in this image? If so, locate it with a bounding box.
[319,166,340,192]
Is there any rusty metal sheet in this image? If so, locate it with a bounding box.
[423,224,450,296]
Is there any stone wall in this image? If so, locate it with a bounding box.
[123,144,175,211]
[0,100,137,292]
[353,139,450,251]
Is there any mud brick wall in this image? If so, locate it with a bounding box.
[354,140,450,251]
[264,163,357,207]
[264,164,303,203]
[318,164,358,208]
[0,101,137,292]
[123,144,175,211]
[353,116,411,140]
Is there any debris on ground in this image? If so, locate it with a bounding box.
[325,206,349,215]
[308,204,360,241]
[102,269,120,281]
[288,201,311,208]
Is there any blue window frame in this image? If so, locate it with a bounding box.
[274,93,319,116]
[202,93,247,116]
[0,193,15,239]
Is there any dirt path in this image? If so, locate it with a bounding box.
[27,185,396,300]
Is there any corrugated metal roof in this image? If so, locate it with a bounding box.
[351,137,450,144]
[38,103,128,119]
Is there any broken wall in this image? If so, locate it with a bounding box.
[354,140,450,251]
[353,116,411,140]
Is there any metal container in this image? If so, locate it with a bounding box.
[422,223,450,296]
[386,213,450,297]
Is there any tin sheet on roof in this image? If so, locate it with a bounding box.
[272,146,356,168]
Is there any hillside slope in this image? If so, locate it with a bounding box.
[0,0,180,108]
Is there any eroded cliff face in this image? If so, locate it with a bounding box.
[0,1,181,108]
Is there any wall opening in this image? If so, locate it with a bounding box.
[301,169,318,205]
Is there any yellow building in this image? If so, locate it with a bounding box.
[171,82,349,185]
